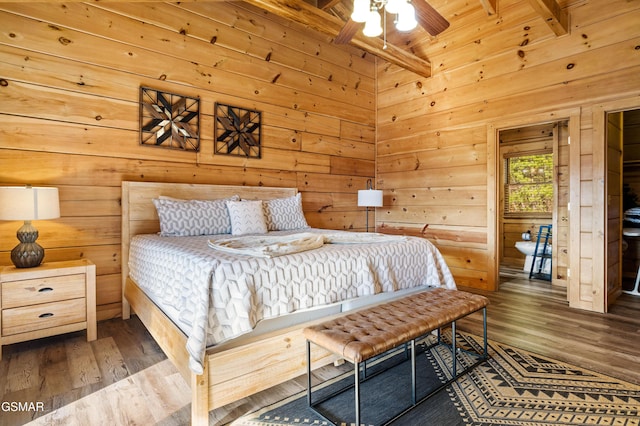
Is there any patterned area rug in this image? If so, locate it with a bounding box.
[233,333,640,426]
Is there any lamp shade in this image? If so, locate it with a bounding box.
[362,9,383,37]
[385,0,404,14]
[358,189,383,207]
[0,186,60,221]
[395,1,417,32]
[351,0,370,22]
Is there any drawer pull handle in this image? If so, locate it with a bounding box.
[38,287,54,293]
[39,313,54,318]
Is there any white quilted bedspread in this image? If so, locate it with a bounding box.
[128,229,456,374]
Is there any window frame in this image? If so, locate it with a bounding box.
[503,149,554,219]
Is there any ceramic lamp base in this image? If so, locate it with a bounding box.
[11,242,45,268]
[10,220,45,268]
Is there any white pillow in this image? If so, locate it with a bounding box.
[226,200,268,236]
[263,193,309,231]
[152,196,238,236]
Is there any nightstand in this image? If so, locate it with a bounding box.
[0,259,96,360]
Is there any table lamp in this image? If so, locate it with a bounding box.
[0,186,60,268]
[357,179,383,232]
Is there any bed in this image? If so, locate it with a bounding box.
[121,181,456,425]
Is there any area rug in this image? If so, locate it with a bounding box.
[232,332,640,426]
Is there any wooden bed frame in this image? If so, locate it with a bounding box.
[121,181,341,425]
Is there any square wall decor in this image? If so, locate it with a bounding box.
[215,102,261,158]
[139,87,200,152]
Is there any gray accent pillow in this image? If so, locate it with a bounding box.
[263,193,310,231]
[153,196,239,236]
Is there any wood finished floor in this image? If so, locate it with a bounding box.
[1,271,639,426]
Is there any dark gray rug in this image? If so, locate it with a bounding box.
[233,332,640,426]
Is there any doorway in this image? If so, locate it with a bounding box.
[609,108,640,306]
[497,120,569,289]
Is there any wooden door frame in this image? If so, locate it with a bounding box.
[593,97,640,312]
[488,108,579,293]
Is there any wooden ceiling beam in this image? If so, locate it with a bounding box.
[478,0,497,15]
[317,0,343,10]
[527,0,569,36]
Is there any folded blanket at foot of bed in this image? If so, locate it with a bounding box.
[207,232,407,258]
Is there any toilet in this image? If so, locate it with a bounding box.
[515,241,551,274]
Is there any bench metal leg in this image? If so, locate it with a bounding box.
[354,361,361,426]
[483,307,488,358]
[411,339,417,404]
[452,320,457,377]
[306,340,312,407]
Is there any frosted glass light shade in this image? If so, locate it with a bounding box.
[395,2,417,32]
[358,189,383,207]
[362,10,383,37]
[385,0,404,14]
[351,0,370,23]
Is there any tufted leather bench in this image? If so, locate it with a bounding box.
[304,287,489,425]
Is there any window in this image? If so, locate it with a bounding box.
[504,152,553,215]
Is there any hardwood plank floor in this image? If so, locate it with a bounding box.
[457,269,640,387]
[1,272,639,426]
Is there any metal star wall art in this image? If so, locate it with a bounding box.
[139,87,200,152]
[214,102,261,158]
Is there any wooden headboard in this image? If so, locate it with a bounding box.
[121,181,297,316]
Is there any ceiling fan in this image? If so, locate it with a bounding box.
[334,0,450,44]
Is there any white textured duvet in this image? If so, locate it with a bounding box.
[128,229,456,374]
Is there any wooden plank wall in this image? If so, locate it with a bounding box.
[0,2,376,320]
[376,0,640,306]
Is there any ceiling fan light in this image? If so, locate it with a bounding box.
[395,2,417,32]
[351,0,371,23]
[384,0,403,14]
[363,9,383,37]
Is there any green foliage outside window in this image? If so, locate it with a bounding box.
[505,153,553,214]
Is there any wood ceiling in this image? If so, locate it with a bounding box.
[243,0,569,77]
[1,0,569,78]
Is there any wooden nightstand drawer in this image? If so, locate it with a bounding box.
[0,260,96,359]
[2,298,87,336]
[1,274,86,309]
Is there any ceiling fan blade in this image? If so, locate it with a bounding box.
[413,0,450,35]
[334,18,362,44]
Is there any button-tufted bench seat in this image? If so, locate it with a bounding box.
[304,287,489,425]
